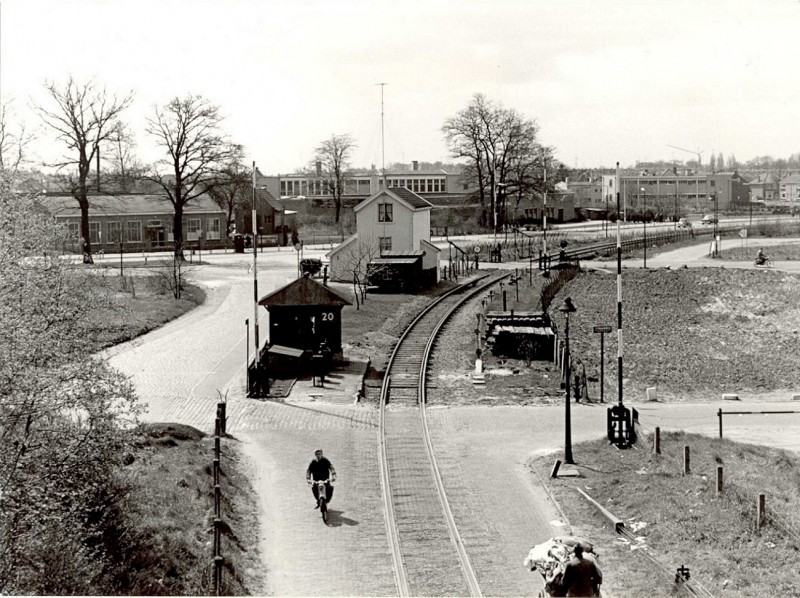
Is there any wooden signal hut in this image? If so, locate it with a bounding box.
[258,275,352,357]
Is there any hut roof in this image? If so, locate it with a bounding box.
[258,275,352,307]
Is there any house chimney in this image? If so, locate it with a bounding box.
[316,161,322,176]
[412,160,418,171]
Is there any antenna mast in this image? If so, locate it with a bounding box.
[377,82,386,183]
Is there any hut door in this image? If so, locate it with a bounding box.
[298,315,316,350]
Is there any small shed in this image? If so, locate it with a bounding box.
[367,250,425,291]
[258,275,352,356]
[484,311,555,360]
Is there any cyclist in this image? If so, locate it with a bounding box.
[306,449,336,509]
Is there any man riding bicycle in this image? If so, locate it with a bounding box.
[306,449,336,509]
[756,247,770,265]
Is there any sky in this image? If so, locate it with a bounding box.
[3,0,800,174]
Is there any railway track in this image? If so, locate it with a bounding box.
[378,270,511,597]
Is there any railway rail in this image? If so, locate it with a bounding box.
[378,270,511,597]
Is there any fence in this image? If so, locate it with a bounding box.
[212,401,227,595]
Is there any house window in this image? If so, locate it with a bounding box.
[107,221,121,244]
[89,222,101,244]
[187,218,202,241]
[378,203,393,222]
[126,221,142,243]
[206,218,221,240]
[67,222,79,240]
[379,237,392,252]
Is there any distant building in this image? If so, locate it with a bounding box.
[747,172,779,202]
[43,190,287,252]
[43,193,228,252]
[327,187,440,287]
[509,191,577,224]
[275,161,474,203]
[777,173,800,211]
[597,169,748,218]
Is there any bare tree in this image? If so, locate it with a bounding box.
[338,237,381,309]
[36,77,133,263]
[443,94,551,230]
[145,95,242,260]
[313,133,355,225]
[207,160,251,244]
[0,100,32,174]
[105,123,146,193]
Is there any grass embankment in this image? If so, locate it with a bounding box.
[87,271,206,348]
[85,271,260,594]
[121,423,263,595]
[537,432,800,598]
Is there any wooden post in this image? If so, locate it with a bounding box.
[718,408,723,438]
[757,494,766,529]
[683,445,690,475]
[654,426,661,454]
[716,465,723,496]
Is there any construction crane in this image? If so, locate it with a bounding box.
[667,144,703,166]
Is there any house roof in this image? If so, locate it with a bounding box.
[258,275,352,307]
[353,187,433,213]
[386,187,433,209]
[255,187,284,212]
[780,173,800,185]
[43,193,223,218]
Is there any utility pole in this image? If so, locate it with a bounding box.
[252,162,260,367]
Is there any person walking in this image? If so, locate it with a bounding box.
[559,543,603,597]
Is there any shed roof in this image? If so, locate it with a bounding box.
[258,275,352,307]
[370,257,420,265]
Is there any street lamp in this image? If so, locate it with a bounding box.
[558,296,577,465]
[641,187,647,268]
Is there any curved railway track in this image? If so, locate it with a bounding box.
[378,270,511,597]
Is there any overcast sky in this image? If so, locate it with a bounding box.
[3,0,800,173]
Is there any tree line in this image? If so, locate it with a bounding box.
[3,79,570,266]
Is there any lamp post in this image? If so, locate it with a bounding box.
[558,296,577,464]
[641,187,647,268]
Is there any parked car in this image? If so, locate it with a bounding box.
[701,215,718,225]
[677,218,692,229]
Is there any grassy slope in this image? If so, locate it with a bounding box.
[82,273,264,595]
[536,432,800,598]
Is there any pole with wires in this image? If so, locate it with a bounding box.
[252,162,260,387]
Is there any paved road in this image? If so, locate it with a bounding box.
[102,242,800,596]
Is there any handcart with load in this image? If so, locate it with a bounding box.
[524,536,602,597]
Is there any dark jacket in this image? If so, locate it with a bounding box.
[306,457,335,481]
[560,555,602,597]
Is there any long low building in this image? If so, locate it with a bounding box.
[42,192,288,253]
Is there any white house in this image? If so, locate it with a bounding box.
[327,187,440,286]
